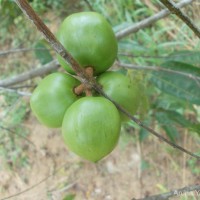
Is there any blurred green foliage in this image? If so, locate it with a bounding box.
[0,91,29,169]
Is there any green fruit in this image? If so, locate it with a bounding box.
[97,71,139,121]
[30,73,80,128]
[62,97,121,162]
[57,12,118,75]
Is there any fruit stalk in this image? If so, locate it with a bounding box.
[74,67,94,96]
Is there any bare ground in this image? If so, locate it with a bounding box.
[0,114,199,200]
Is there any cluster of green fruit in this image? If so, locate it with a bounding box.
[30,12,139,162]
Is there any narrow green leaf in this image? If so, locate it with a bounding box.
[140,159,150,171]
[153,94,194,112]
[150,61,200,105]
[162,61,200,76]
[163,110,200,135]
[113,22,130,33]
[63,194,75,200]
[155,112,179,142]
[168,51,200,67]
[129,72,149,120]
[34,40,53,65]
[116,68,127,75]
[157,41,186,48]
[118,40,146,53]
[139,127,149,142]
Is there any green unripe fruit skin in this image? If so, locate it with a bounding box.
[57,12,118,75]
[97,71,139,122]
[30,73,80,128]
[62,97,121,162]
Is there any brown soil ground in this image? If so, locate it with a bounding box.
[0,114,199,200]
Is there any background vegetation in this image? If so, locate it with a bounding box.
[0,0,199,199]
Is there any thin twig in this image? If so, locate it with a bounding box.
[118,62,200,82]
[118,52,200,60]
[95,85,200,160]
[0,48,49,56]
[1,50,198,87]
[0,86,32,96]
[2,51,200,87]
[9,84,36,89]
[116,0,194,39]
[14,0,200,161]
[160,0,200,38]
[0,60,59,87]
[48,181,77,195]
[1,49,198,59]
[132,184,200,200]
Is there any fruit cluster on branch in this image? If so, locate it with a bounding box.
[30,12,139,162]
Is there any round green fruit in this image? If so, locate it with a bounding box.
[57,12,118,75]
[30,73,80,128]
[97,71,139,122]
[62,97,121,162]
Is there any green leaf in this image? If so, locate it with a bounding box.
[163,110,191,127]
[118,40,146,53]
[190,124,200,135]
[157,41,186,48]
[116,68,127,75]
[34,40,53,65]
[150,61,200,105]
[168,51,200,67]
[139,127,149,142]
[140,159,150,171]
[155,109,200,138]
[163,110,200,135]
[63,194,75,200]
[162,61,200,76]
[155,112,179,142]
[128,71,149,120]
[113,22,131,33]
[153,94,194,112]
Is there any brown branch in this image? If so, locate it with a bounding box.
[14,0,87,79]
[95,85,200,160]
[116,0,194,39]
[132,184,200,200]
[0,60,59,87]
[14,0,200,161]
[160,0,200,38]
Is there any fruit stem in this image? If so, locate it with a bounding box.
[85,66,94,78]
[74,67,94,96]
[85,89,92,96]
[74,83,85,96]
